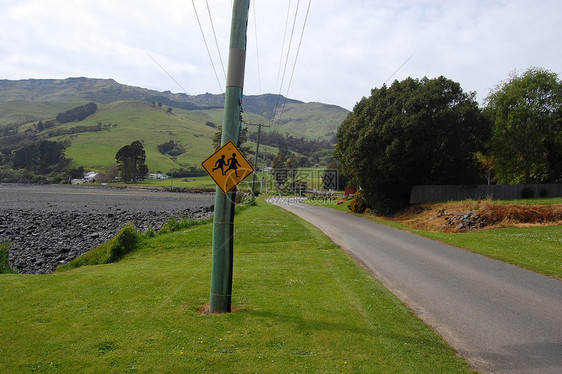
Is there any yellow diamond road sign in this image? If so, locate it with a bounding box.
[201,140,255,194]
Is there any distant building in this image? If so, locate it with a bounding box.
[148,172,169,180]
[72,171,98,184]
[84,171,98,182]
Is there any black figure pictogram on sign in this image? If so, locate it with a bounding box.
[201,140,254,194]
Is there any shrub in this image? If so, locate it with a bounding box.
[159,217,181,233]
[235,190,256,206]
[145,228,155,238]
[58,222,140,271]
[348,191,367,214]
[0,242,17,274]
[107,222,141,262]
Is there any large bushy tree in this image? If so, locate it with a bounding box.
[115,140,148,183]
[12,140,69,174]
[485,67,562,183]
[335,76,490,214]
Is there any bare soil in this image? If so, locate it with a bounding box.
[388,199,562,233]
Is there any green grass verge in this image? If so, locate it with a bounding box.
[494,197,562,205]
[0,201,474,373]
[306,199,562,278]
[0,242,17,274]
[414,226,562,278]
[137,176,215,189]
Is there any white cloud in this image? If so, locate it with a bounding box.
[1,0,561,110]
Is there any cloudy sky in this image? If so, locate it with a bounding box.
[1,0,561,110]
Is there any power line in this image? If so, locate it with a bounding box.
[384,54,415,85]
[191,0,224,92]
[206,0,227,81]
[282,0,311,107]
[278,0,300,100]
[145,51,189,95]
[275,0,313,129]
[275,0,293,95]
[252,0,262,94]
[274,0,301,129]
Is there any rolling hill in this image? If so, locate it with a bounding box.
[0,78,349,173]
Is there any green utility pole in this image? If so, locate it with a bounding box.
[209,0,250,314]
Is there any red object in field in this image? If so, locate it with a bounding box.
[344,186,356,197]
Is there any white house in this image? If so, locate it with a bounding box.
[84,171,98,182]
[148,172,169,180]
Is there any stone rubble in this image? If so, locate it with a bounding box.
[436,208,488,231]
[1,206,213,274]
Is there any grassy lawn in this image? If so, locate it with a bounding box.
[137,176,215,189]
[416,226,562,278]
[0,201,474,373]
[305,198,562,278]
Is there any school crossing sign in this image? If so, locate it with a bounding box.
[201,140,254,194]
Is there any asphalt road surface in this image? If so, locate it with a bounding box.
[271,198,562,374]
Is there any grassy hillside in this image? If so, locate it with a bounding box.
[0,77,159,104]
[0,78,347,175]
[53,101,218,172]
[0,100,88,126]
[273,102,348,139]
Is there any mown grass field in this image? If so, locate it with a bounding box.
[0,201,474,373]
[306,198,562,278]
[136,176,215,189]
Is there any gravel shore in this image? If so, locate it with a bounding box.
[0,184,214,274]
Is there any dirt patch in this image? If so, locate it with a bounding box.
[197,303,240,315]
[388,199,562,233]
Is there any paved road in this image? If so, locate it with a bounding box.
[271,198,562,374]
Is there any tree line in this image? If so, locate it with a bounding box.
[55,102,98,124]
[335,67,561,214]
[248,131,334,157]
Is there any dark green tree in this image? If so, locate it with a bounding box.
[271,152,288,187]
[115,140,148,183]
[335,76,490,214]
[212,126,250,154]
[12,140,68,174]
[56,102,97,123]
[485,67,562,183]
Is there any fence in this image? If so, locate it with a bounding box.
[410,184,562,204]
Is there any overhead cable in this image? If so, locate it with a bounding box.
[145,51,190,95]
[206,0,227,81]
[275,0,293,95]
[252,0,262,94]
[191,0,224,92]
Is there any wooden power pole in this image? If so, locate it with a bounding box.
[247,122,270,195]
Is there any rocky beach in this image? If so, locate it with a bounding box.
[0,184,214,274]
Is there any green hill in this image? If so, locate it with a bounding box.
[0,78,349,174]
[56,101,220,172]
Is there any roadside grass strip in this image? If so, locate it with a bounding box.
[307,198,561,278]
[0,201,474,373]
[417,226,562,278]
